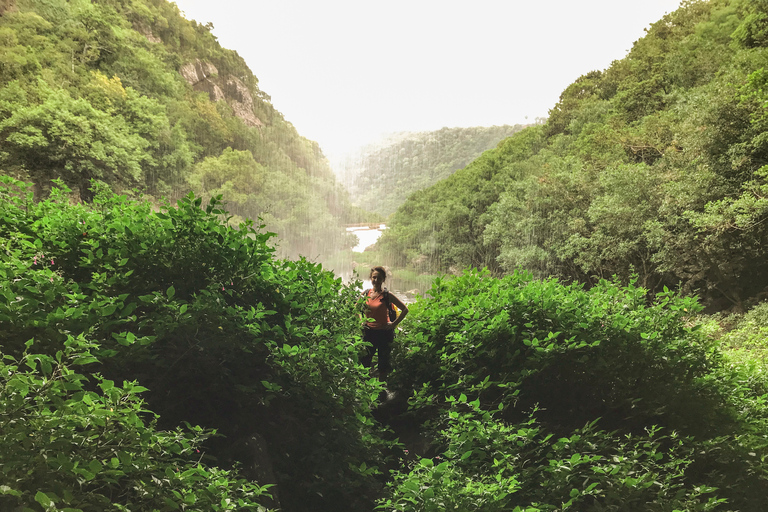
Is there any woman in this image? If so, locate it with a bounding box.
[361,266,408,382]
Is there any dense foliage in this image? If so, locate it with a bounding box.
[1,339,275,511]
[378,0,768,310]
[3,180,768,510]
[4,0,768,510]
[338,125,527,216]
[0,0,361,258]
[0,179,387,512]
[384,269,768,511]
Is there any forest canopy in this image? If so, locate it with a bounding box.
[0,0,361,258]
[338,125,528,216]
[5,1,768,511]
[377,0,768,311]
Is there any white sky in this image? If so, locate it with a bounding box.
[172,0,683,162]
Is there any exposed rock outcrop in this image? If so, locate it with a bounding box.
[195,78,226,103]
[179,59,219,86]
[179,59,263,127]
[224,76,263,128]
[134,23,162,44]
[0,0,16,16]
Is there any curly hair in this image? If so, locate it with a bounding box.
[369,266,387,281]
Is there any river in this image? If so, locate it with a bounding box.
[341,225,425,303]
[348,224,386,253]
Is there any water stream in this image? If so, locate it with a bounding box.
[348,224,386,253]
[337,225,424,303]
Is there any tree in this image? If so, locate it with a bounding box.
[0,81,147,199]
[188,147,265,211]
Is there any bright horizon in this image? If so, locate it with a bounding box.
[172,0,684,164]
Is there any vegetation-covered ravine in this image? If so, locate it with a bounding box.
[3,180,768,511]
[337,125,529,217]
[0,0,371,260]
[4,0,768,511]
[377,0,768,312]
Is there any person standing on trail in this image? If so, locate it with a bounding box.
[361,266,408,383]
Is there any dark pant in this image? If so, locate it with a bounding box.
[361,328,394,376]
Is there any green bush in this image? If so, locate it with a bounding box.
[392,269,722,434]
[0,336,274,512]
[381,398,724,512]
[385,269,768,510]
[0,177,388,512]
[721,302,768,362]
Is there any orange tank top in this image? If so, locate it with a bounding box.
[365,290,390,329]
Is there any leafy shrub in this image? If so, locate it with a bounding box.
[720,302,768,362]
[0,177,388,512]
[0,336,274,512]
[381,397,724,512]
[386,269,768,510]
[393,269,723,434]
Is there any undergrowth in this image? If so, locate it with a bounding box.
[3,179,768,511]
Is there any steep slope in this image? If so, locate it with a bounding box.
[379,0,768,310]
[338,124,527,216]
[0,0,358,258]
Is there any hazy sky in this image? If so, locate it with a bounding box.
[172,0,683,161]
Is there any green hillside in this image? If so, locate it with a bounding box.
[338,125,527,216]
[378,0,768,311]
[4,1,768,512]
[0,0,362,258]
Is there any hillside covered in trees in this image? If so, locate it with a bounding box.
[0,0,366,258]
[337,125,527,216]
[5,1,768,512]
[378,0,768,311]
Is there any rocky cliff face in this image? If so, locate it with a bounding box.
[0,0,17,16]
[223,75,263,127]
[135,22,162,44]
[179,59,263,128]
